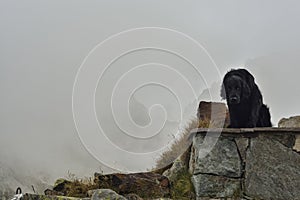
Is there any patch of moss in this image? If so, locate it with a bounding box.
[170,169,195,200]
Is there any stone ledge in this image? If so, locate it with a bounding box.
[190,128,300,200]
[191,127,300,138]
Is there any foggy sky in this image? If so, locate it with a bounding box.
[1,0,300,187]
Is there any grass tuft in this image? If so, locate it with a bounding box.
[155,118,211,169]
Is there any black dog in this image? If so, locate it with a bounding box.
[221,69,272,128]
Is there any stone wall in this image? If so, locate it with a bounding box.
[189,128,300,200]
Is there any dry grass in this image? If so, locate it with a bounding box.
[155,118,211,169]
[61,171,97,198]
[155,116,227,170]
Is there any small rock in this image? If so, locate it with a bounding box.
[91,189,127,200]
[149,199,173,200]
[124,193,143,200]
[87,189,97,197]
[278,115,300,151]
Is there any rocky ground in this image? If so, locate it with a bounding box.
[3,102,300,200]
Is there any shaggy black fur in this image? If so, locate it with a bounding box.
[221,68,272,128]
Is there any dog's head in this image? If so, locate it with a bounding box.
[221,69,255,105]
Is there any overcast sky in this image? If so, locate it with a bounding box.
[1,0,300,183]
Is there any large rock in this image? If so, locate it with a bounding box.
[197,101,229,128]
[190,133,242,199]
[245,136,300,200]
[52,178,72,194]
[190,134,242,178]
[191,174,240,198]
[278,115,300,151]
[94,172,170,198]
[278,116,300,127]
[52,178,95,197]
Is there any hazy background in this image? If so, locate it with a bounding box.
[1,0,300,194]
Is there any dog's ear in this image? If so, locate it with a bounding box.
[240,69,255,90]
[242,79,251,99]
[220,83,226,99]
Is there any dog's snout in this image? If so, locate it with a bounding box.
[230,96,238,102]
